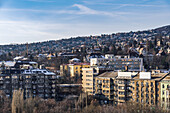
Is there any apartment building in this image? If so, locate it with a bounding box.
[90,57,144,72]
[82,66,114,95]
[0,60,57,99]
[0,69,56,99]
[160,74,170,110]
[82,68,99,95]
[95,71,117,102]
[60,63,90,77]
[95,71,169,105]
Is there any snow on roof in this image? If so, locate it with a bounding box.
[23,69,55,75]
[0,61,16,67]
[14,56,24,60]
[29,62,38,64]
[71,58,80,61]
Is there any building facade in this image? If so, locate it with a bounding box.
[90,58,144,72]
[160,75,170,110]
[95,71,169,106]
[0,69,57,99]
[60,63,90,78]
[82,68,99,95]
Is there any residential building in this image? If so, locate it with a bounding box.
[82,67,99,95]
[105,54,114,59]
[0,69,57,99]
[160,74,170,110]
[0,60,57,99]
[95,71,169,105]
[90,57,144,72]
[60,63,90,78]
[82,67,114,95]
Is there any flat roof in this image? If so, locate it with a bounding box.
[97,71,118,78]
[132,73,169,81]
[96,71,169,81]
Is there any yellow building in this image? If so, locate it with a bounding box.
[95,72,117,101]
[60,64,69,76]
[160,74,170,110]
[82,67,112,95]
[60,63,90,78]
[69,63,90,77]
[82,67,99,95]
[95,71,169,105]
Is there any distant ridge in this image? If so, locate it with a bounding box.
[0,24,169,55]
[0,25,170,46]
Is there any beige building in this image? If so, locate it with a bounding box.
[82,67,99,95]
[82,66,111,95]
[160,74,170,110]
[95,71,169,105]
[60,63,90,78]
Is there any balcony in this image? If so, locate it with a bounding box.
[97,81,102,84]
[118,99,125,103]
[118,84,125,87]
[118,94,125,97]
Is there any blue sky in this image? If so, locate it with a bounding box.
[0,0,170,44]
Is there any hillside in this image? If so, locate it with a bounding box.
[0,25,169,56]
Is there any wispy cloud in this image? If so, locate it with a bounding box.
[72,4,117,16]
[0,4,131,17]
[83,1,169,8]
[26,0,56,3]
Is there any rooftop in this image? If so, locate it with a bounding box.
[98,71,118,78]
[161,74,170,81]
[132,72,169,81]
[97,71,169,81]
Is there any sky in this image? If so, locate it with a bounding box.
[0,0,170,45]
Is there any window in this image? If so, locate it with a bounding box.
[162,84,164,88]
[162,91,164,95]
[162,97,165,102]
[119,86,124,90]
[146,94,148,97]
[137,99,139,102]
[106,85,109,88]
[146,82,149,87]
[119,92,125,95]
[86,75,92,77]
[119,97,124,100]
[146,88,148,92]
[86,79,92,81]
[86,71,91,73]
[86,87,92,89]
[151,94,153,98]
[86,83,92,86]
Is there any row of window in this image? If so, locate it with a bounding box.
[162,84,169,89]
